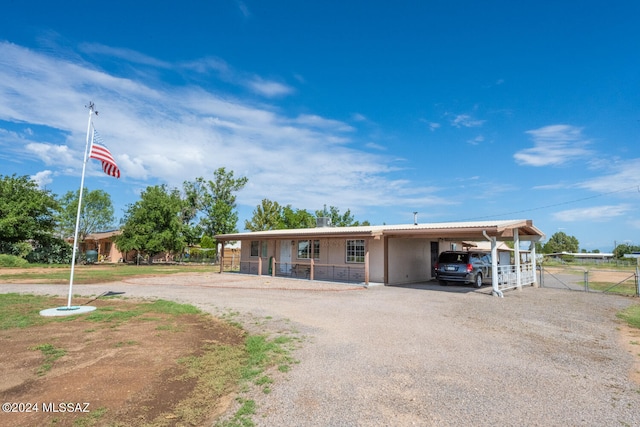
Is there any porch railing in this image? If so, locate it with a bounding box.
[239,258,366,285]
[496,263,535,291]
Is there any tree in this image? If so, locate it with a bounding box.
[0,174,59,255]
[198,168,248,237]
[180,180,204,248]
[281,205,316,229]
[315,205,370,227]
[57,188,115,241]
[114,185,185,263]
[245,199,282,231]
[613,243,640,259]
[542,231,579,254]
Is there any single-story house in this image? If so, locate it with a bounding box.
[214,219,545,296]
[74,230,126,263]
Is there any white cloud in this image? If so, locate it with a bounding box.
[552,204,632,222]
[351,113,367,122]
[25,143,76,166]
[514,124,593,167]
[577,158,640,194]
[31,170,54,188]
[365,142,386,151]
[0,41,445,218]
[293,114,354,132]
[236,0,250,18]
[79,43,171,68]
[246,77,295,97]
[450,114,485,128]
[467,135,484,145]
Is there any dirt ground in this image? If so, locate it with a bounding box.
[1,268,639,426]
[0,296,245,427]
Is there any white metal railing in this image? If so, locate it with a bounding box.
[497,263,535,291]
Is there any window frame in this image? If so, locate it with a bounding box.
[346,239,365,263]
[250,240,260,257]
[297,239,320,260]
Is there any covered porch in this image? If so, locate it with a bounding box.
[214,219,545,296]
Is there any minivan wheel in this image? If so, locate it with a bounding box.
[474,274,483,288]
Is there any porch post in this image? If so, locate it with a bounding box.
[272,256,276,277]
[383,236,388,285]
[364,245,370,286]
[219,241,225,274]
[490,237,500,297]
[514,229,521,290]
[258,256,262,276]
[530,241,538,287]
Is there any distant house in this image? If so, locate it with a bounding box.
[546,252,614,263]
[70,230,126,263]
[215,219,545,296]
[69,230,172,263]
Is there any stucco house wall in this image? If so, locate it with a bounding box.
[217,220,545,287]
[388,238,433,285]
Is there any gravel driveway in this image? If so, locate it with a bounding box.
[3,273,639,426]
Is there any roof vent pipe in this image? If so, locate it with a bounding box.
[413,212,418,225]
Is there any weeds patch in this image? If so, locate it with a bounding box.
[30,343,66,375]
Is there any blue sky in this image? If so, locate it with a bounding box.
[1,1,639,251]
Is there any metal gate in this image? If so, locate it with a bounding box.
[539,266,640,296]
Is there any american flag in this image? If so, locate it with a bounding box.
[89,129,121,178]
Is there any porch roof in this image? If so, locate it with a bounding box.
[215,219,544,242]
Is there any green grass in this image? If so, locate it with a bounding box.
[618,304,640,329]
[0,293,53,329]
[584,281,638,296]
[30,343,67,375]
[72,406,108,427]
[0,263,221,284]
[1,294,298,426]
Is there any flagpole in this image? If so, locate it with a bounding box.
[64,102,96,308]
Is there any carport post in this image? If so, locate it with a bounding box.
[491,238,499,296]
[218,240,225,274]
[483,231,501,297]
[514,229,521,290]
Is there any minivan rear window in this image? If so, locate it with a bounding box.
[438,252,469,263]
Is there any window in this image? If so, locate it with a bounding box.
[250,241,260,257]
[346,239,365,263]
[251,241,268,257]
[297,240,320,259]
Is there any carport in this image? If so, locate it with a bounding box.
[380,220,544,296]
[215,219,545,296]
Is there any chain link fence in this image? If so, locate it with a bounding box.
[539,265,640,296]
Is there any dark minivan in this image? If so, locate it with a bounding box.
[434,251,492,287]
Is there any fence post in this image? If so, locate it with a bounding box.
[636,266,639,296]
[584,270,589,292]
[272,257,276,277]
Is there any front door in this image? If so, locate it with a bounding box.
[279,240,292,273]
[430,241,439,279]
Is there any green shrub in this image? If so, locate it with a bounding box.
[0,254,29,267]
[25,236,73,264]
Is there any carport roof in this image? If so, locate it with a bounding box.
[215,219,545,242]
